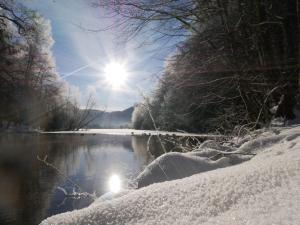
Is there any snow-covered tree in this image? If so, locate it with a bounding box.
[0,0,84,130]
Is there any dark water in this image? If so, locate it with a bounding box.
[0,132,196,225]
[0,133,161,225]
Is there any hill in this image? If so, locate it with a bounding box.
[84,107,134,129]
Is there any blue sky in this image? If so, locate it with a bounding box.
[22,0,172,111]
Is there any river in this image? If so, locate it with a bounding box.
[0,130,202,225]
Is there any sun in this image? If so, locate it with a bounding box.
[104,62,128,89]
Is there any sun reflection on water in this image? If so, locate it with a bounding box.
[108,174,121,193]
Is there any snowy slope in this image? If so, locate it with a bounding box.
[41,126,300,225]
[136,152,231,188]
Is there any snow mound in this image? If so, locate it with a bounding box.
[236,125,300,154]
[93,189,132,204]
[136,152,230,188]
[40,126,300,225]
[136,137,255,188]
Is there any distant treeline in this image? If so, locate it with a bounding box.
[110,0,300,133]
[84,107,134,129]
[0,0,92,131]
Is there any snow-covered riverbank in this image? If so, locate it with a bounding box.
[42,128,224,138]
[41,125,300,225]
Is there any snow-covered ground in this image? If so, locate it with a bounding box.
[42,128,223,138]
[41,125,300,225]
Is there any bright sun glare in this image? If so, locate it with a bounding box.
[104,62,128,89]
[108,174,121,193]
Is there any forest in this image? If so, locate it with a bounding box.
[114,0,300,133]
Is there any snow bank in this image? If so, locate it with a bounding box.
[136,152,230,188]
[136,136,254,188]
[41,126,300,225]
